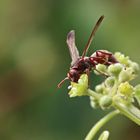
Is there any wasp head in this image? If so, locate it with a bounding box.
[67,69,80,83]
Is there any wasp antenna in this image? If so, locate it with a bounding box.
[82,15,104,58]
[57,77,69,88]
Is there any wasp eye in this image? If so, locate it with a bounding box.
[68,69,80,82]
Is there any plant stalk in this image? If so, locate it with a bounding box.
[85,110,120,140]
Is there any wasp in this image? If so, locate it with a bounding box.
[58,15,118,88]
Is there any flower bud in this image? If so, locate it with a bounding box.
[118,69,131,83]
[105,77,115,87]
[94,70,100,75]
[118,82,134,96]
[114,52,129,66]
[90,96,99,108]
[130,62,139,74]
[95,84,104,93]
[134,84,140,94]
[108,63,123,76]
[90,100,99,109]
[96,64,107,73]
[99,95,112,109]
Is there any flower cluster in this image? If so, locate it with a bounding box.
[68,74,88,97]
[68,52,140,125]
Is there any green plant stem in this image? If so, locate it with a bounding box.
[85,110,120,140]
[113,99,140,125]
[87,89,101,99]
[98,131,109,140]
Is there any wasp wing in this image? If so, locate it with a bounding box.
[66,30,79,66]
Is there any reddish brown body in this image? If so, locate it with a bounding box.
[68,50,118,82]
[58,15,118,88]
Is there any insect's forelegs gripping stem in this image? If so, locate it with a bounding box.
[85,68,90,86]
[94,68,109,77]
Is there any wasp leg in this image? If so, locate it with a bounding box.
[85,68,90,87]
[95,50,111,57]
[57,77,69,88]
[95,51,100,57]
[94,68,109,77]
[91,56,106,65]
[97,50,112,56]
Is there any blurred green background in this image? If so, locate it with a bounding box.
[0,0,140,140]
